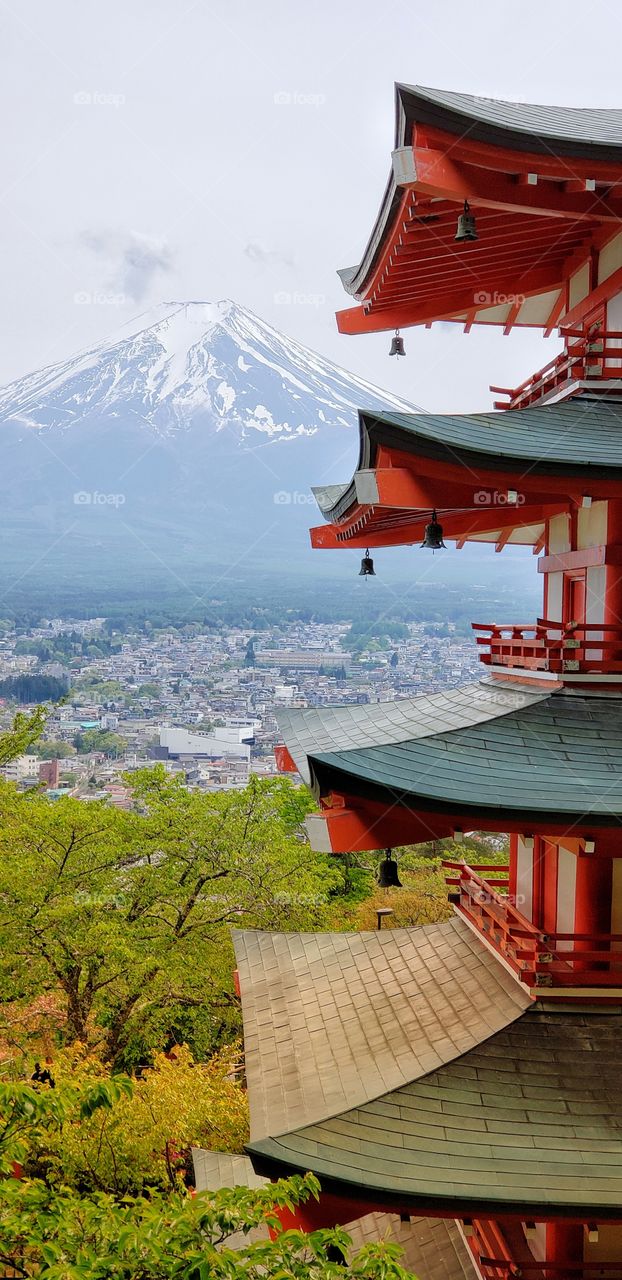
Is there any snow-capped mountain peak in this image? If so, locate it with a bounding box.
[0,300,418,438]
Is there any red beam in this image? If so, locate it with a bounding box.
[337,272,564,333]
[409,146,622,222]
[413,123,622,184]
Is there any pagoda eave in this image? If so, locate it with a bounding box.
[246,1146,622,1227]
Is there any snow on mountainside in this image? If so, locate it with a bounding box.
[0,301,422,589]
[0,300,418,437]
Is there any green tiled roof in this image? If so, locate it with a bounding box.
[277,680,547,785]
[192,1150,476,1279]
[248,1011,622,1215]
[310,693,622,821]
[313,402,622,525]
[364,401,622,471]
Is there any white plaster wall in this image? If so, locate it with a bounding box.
[606,290,622,366]
[578,500,607,548]
[568,261,590,310]
[548,513,570,554]
[556,845,577,950]
[598,232,622,284]
[546,572,563,623]
[515,836,533,920]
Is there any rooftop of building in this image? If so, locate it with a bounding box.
[234,919,622,1218]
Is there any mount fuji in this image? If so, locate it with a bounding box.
[0,300,418,598]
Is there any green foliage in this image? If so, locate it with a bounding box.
[0,675,68,703]
[0,1082,416,1280]
[25,1045,249,1195]
[29,740,76,759]
[0,770,337,1065]
[0,708,48,765]
[343,621,410,654]
[72,729,127,757]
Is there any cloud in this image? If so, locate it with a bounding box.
[80,229,173,301]
[244,241,293,268]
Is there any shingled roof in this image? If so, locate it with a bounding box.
[398,85,622,157]
[313,405,622,518]
[233,918,530,1143]
[192,1149,477,1279]
[279,685,622,826]
[248,1010,622,1217]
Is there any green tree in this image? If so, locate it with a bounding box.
[72,730,127,757]
[0,1080,415,1280]
[0,771,332,1066]
[29,740,75,760]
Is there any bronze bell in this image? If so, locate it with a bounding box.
[378,847,402,888]
[455,199,478,242]
[359,549,375,576]
[389,330,405,357]
[421,509,446,552]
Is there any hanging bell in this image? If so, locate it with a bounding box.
[455,199,478,242]
[359,549,376,576]
[420,509,446,552]
[378,847,402,888]
[389,329,405,357]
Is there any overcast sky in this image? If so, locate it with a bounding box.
[2,0,622,414]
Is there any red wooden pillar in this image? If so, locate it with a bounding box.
[574,856,612,967]
[605,498,622,627]
[546,1222,583,1267]
[541,840,559,936]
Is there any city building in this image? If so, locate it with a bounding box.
[235,88,622,1276]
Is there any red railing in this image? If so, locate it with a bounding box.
[472,619,622,675]
[443,862,622,988]
[491,327,622,410]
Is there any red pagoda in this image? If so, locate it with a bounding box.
[235,86,622,1277]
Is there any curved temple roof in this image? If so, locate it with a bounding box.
[234,917,530,1143]
[398,85,622,157]
[309,402,622,552]
[249,1009,622,1217]
[236,919,622,1217]
[338,84,622,332]
[278,679,547,785]
[192,1149,477,1279]
[279,681,622,827]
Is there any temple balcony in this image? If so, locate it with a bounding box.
[473,619,622,681]
[491,327,622,411]
[444,861,622,992]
